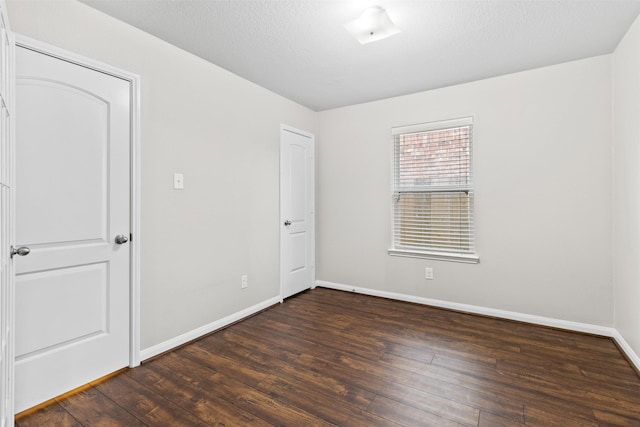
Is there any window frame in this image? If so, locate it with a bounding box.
[388,117,479,264]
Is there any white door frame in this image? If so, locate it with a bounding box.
[14,34,142,368]
[2,2,15,424]
[279,124,315,301]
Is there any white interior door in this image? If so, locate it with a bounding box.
[0,2,13,425]
[280,125,315,299]
[14,45,131,412]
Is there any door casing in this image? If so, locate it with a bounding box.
[0,2,14,425]
[14,34,141,371]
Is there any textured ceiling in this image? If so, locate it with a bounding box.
[80,0,640,111]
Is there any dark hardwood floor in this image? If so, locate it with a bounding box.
[16,288,640,426]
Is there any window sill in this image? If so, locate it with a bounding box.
[388,249,480,264]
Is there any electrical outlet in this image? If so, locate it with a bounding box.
[241,275,248,289]
[425,267,434,280]
[173,173,184,190]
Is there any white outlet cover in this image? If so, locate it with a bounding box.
[425,267,434,280]
[173,173,184,190]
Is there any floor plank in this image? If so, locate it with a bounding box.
[54,388,147,426]
[367,395,468,427]
[93,373,211,426]
[15,288,640,426]
[15,402,81,427]
[130,357,270,426]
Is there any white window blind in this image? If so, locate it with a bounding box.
[390,118,477,262]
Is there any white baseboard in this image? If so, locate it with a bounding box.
[138,281,640,374]
[140,296,281,361]
[315,280,640,372]
[315,280,613,335]
[611,329,640,371]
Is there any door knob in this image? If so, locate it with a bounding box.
[284,220,292,226]
[114,234,129,245]
[10,246,30,258]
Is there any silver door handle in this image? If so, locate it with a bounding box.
[114,234,129,245]
[11,246,30,258]
[284,220,292,226]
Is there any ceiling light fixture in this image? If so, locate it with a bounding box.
[343,5,400,45]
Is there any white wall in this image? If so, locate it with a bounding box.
[5,0,625,354]
[6,1,317,350]
[318,56,613,326]
[613,15,640,357]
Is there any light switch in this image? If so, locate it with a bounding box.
[173,173,184,190]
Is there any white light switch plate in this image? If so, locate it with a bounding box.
[173,173,184,190]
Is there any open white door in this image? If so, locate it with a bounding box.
[0,1,13,425]
[13,44,132,412]
[280,125,315,299]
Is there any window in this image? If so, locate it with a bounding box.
[389,117,478,263]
